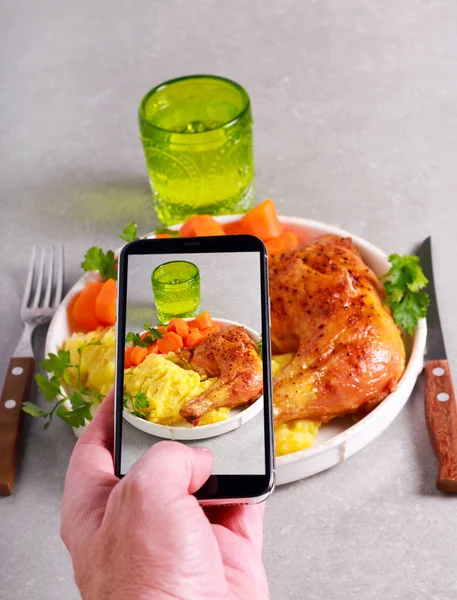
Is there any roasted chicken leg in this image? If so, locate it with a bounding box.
[179,325,263,425]
[270,235,405,424]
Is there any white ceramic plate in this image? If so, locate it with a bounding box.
[45,215,426,485]
[122,319,263,441]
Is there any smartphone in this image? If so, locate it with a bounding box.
[113,234,275,504]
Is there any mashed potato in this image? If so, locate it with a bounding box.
[271,353,321,456]
[124,353,229,426]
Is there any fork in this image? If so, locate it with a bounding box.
[0,245,64,496]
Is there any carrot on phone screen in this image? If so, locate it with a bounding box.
[71,281,104,333]
[155,233,172,239]
[185,330,205,348]
[241,198,283,241]
[157,331,184,354]
[167,318,190,338]
[148,341,159,354]
[95,278,117,325]
[124,345,134,369]
[130,346,148,366]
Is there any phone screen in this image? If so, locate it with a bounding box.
[115,237,273,493]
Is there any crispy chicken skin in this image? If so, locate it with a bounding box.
[179,325,263,425]
[270,235,405,425]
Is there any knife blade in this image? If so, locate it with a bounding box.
[417,236,457,493]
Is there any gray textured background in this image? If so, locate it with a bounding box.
[1,1,457,599]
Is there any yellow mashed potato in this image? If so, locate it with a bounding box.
[271,352,321,456]
[63,328,321,454]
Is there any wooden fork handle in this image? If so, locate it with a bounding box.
[0,357,35,496]
[425,360,457,493]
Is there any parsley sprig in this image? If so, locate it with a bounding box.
[23,340,104,428]
[381,254,430,335]
[123,391,149,418]
[126,322,164,348]
[155,227,179,238]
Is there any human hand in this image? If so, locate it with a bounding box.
[61,390,270,600]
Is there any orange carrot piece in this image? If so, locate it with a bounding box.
[180,215,225,237]
[282,231,299,249]
[265,236,288,257]
[167,318,190,338]
[156,233,172,239]
[95,278,117,325]
[201,325,221,337]
[241,199,283,241]
[71,281,104,333]
[148,341,159,354]
[185,330,206,348]
[124,346,134,369]
[195,311,213,330]
[157,331,184,354]
[157,325,167,334]
[223,220,246,235]
[130,345,148,366]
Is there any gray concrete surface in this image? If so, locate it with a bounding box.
[1,1,457,598]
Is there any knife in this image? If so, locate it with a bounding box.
[417,236,457,493]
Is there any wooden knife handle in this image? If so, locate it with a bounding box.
[0,357,35,496]
[425,360,457,493]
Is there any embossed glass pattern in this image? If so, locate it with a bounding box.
[139,75,255,225]
[151,261,201,322]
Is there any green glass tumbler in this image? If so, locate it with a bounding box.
[139,75,255,225]
[152,261,201,323]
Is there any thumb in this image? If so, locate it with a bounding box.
[123,441,213,499]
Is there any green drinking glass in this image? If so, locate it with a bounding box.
[139,75,255,225]
[152,261,201,323]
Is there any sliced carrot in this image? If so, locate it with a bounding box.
[71,281,104,333]
[222,220,246,235]
[124,346,134,369]
[241,199,283,241]
[187,319,198,329]
[179,214,225,237]
[282,231,299,249]
[201,325,221,337]
[265,236,287,256]
[148,341,159,354]
[265,231,300,257]
[167,318,190,338]
[95,278,117,326]
[156,233,171,239]
[130,345,148,366]
[157,325,167,334]
[185,330,206,348]
[195,310,213,330]
[157,331,184,354]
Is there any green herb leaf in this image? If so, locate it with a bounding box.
[81,246,117,282]
[155,227,180,238]
[133,391,149,411]
[22,402,49,417]
[120,222,139,243]
[257,335,263,356]
[381,254,430,335]
[126,332,141,346]
[57,402,93,428]
[40,350,72,377]
[35,373,62,402]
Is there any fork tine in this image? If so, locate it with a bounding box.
[21,246,37,311]
[43,245,54,307]
[54,244,64,306]
[31,247,46,308]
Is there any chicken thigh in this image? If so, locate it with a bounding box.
[270,235,405,424]
[179,325,263,425]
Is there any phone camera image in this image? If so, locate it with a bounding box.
[115,238,274,500]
